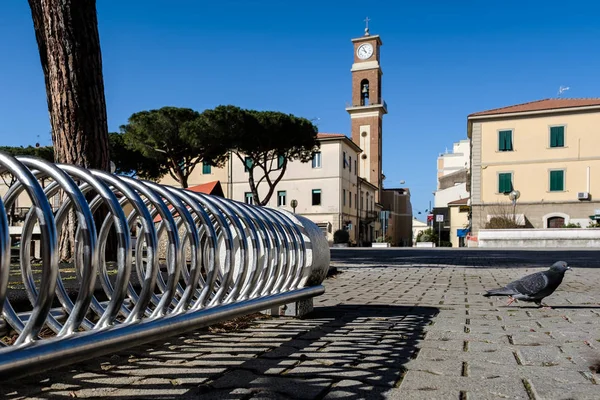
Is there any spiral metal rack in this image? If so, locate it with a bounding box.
[0,153,329,379]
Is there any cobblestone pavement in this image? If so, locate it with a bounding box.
[2,254,599,399]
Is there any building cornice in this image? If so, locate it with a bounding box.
[468,104,600,121]
[350,61,382,73]
[318,136,363,153]
[351,35,382,45]
[358,177,379,191]
[346,103,388,115]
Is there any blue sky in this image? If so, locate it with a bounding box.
[1,1,600,216]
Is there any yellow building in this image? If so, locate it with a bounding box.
[448,198,470,247]
[468,98,600,235]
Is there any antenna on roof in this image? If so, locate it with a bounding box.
[557,86,570,97]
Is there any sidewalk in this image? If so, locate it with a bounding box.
[2,262,599,399]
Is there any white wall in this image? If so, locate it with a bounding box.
[438,139,470,177]
[433,182,468,208]
[478,228,600,248]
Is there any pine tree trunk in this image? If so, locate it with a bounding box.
[28,0,110,261]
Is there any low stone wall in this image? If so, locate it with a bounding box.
[478,228,600,248]
[415,242,435,248]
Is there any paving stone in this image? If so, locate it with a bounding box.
[399,371,529,399]
[3,258,600,399]
[527,378,599,400]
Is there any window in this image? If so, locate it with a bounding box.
[244,157,253,172]
[349,156,352,172]
[354,193,357,209]
[244,192,254,205]
[343,151,347,169]
[547,216,565,228]
[549,170,564,191]
[202,161,211,174]
[349,191,352,208]
[316,223,328,237]
[498,172,512,194]
[277,155,285,169]
[277,190,286,206]
[498,130,513,151]
[550,126,565,148]
[343,189,346,206]
[312,152,321,168]
[354,160,357,175]
[312,189,321,206]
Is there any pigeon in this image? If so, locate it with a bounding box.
[483,261,571,308]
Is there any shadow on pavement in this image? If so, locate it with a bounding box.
[0,304,438,399]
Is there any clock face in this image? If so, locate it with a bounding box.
[357,43,374,60]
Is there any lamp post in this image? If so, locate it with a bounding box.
[290,199,298,214]
[509,190,520,224]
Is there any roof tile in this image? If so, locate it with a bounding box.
[469,98,600,117]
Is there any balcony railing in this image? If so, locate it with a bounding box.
[346,99,387,111]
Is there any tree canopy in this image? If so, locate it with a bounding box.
[120,106,228,188]
[194,105,319,205]
[108,132,163,180]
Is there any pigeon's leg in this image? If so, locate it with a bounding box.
[506,296,516,306]
[538,302,552,310]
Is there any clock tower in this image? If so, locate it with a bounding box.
[346,22,387,202]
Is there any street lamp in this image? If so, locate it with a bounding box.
[509,190,520,224]
[290,199,298,214]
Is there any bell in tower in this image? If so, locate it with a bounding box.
[360,79,370,106]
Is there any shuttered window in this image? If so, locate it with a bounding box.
[498,130,513,151]
[498,173,512,194]
[550,170,564,191]
[550,126,565,148]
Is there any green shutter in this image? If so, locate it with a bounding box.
[245,157,253,172]
[498,173,512,193]
[278,155,285,169]
[550,126,564,147]
[202,162,211,174]
[550,170,564,191]
[499,131,512,151]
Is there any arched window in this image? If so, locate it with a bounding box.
[360,79,370,106]
[547,216,565,228]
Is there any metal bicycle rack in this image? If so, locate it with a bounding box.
[0,153,329,379]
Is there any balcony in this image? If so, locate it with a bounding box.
[345,99,388,114]
[362,210,378,223]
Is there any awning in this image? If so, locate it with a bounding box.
[457,228,470,238]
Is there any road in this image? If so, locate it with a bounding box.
[330,247,600,269]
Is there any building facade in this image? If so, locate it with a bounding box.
[468,98,600,234]
[448,198,470,247]
[159,133,381,244]
[380,188,413,246]
[411,218,428,246]
[432,139,471,244]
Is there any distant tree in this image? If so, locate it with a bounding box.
[198,105,319,205]
[108,132,163,180]
[120,107,228,188]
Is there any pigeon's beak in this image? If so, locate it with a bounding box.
[566,266,572,271]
